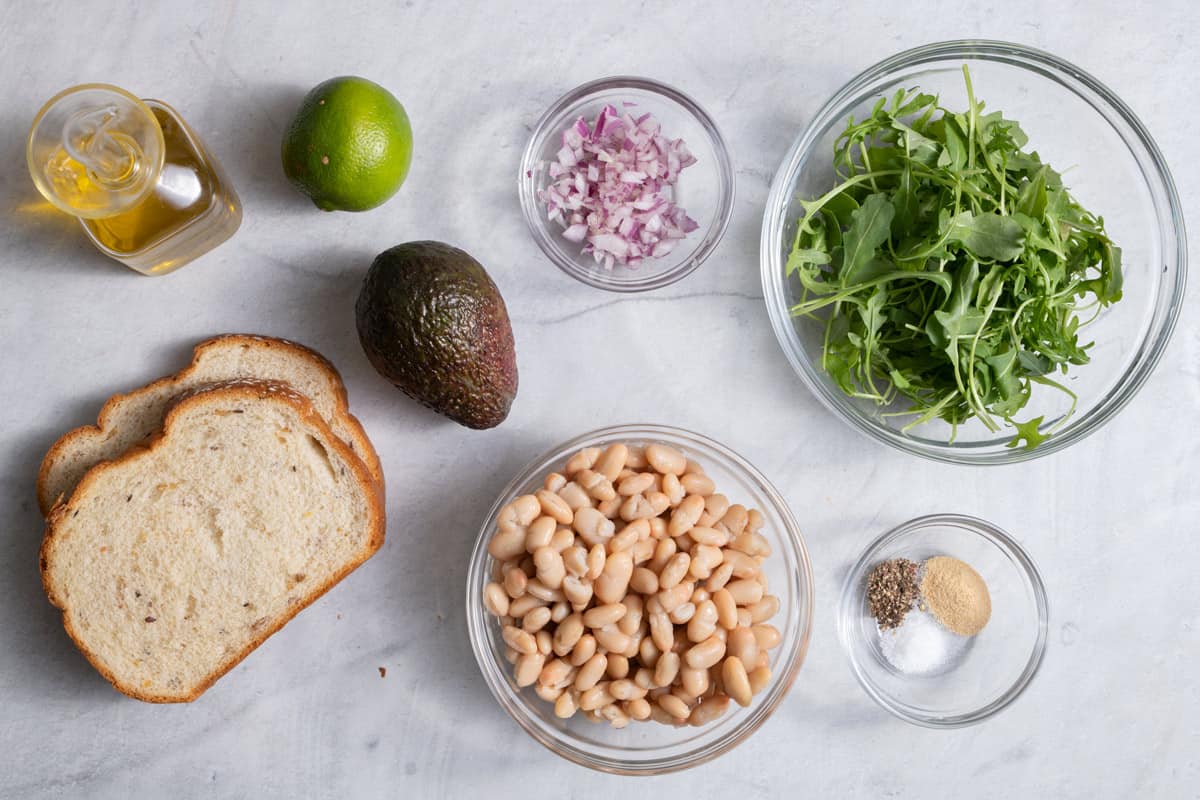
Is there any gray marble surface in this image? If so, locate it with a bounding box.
[2,1,1197,797]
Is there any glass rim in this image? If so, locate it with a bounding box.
[465,423,813,774]
[759,39,1189,465]
[837,512,1049,728]
[519,76,736,293]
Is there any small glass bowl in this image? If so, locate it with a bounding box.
[761,40,1187,463]
[466,424,812,774]
[519,77,735,292]
[838,514,1048,728]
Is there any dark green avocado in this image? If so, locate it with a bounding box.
[355,241,518,429]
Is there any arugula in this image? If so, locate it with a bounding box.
[788,66,1122,447]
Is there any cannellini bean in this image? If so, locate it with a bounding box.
[658,553,691,590]
[617,472,655,496]
[543,472,567,493]
[727,627,759,669]
[488,528,526,561]
[731,531,772,557]
[565,447,600,476]
[748,665,772,694]
[575,653,608,690]
[747,509,764,532]
[689,694,730,726]
[668,494,705,536]
[563,546,588,577]
[623,446,647,469]
[594,443,628,482]
[580,684,615,712]
[721,504,748,534]
[609,525,640,553]
[706,562,735,593]
[609,679,644,701]
[606,653,630,679]
[687,600,719,642]
[630,566,659,595]
[648,517,668,539]
[483,582,509,617]
[662,473,684,505]
[561,575,593,607]
[684,635,726,670]
[502,625,537,655]
[539,658,572,687]
[680,473,715,496]
[576,468,616,501]
[750,595,780,624]
[524,516,555,551]
[657,693,691,720]
[657,582,692,614]
[573,507,615,546]
[753,624,782,650]
[504,647,519,665]
[554,691,578,719]
[684,459,705,475]
[681,666,709,698]
[631,537,656,565]
[634,667,656,690]
[722,656,752,707]
[569,634,597,666]
[586,544,606,580]
[600,703,630,728]
[594,550,633,604]
[507,594,546,618]
[649,611,674,653]
[525,579,564,603]
[512,495,541,526]
[723,550,760,579]
[668,602,696,624]
[654,651,681,688]
[626,697,652,720]
[638,636,660,667]
[755,651,770,670]
[619,494,656,521]
[515,652,545,687]
[593,625,631,654]
[583,603,626,629]
[535,683,562,703]
[689,544,724,580]
[688,526,728,547]
[597,495,622,519]
[645,444,687,476]
[503,569,529,602]
[704,493,730,520]
[553,613,584,655]
[622,518,651,541]
[556,481,591,510]
[619,594,643,636]
[737,608,753,628]
[522,606,552,633]
[536,630,552,655]
[726,579,764,606]
[535,490,574,525]
[646,491,671,515]
[649,538,677,573]
[533,547,566,590]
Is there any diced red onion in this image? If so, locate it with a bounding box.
[537,103,698,269]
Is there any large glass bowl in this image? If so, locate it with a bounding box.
[465,424,812,774]
[761,41,1187,464]
[520,77,735,292]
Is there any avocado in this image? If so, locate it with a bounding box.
[355,241,518,429]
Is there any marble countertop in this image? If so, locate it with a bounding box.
[2,2,1197,797]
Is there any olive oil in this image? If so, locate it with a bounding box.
[27,85,241,275]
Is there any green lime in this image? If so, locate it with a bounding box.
[281,76,413,212]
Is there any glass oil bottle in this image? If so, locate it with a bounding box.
[27,84,241,275]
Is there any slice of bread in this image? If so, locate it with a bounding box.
[40,380,385,703]
[37,334,383,515]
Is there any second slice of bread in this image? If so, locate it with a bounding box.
[40,380,385,703]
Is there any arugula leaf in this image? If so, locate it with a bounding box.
[786,66,1122,449]
[840,194,896,285]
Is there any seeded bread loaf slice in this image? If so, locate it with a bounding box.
[37,334,382,514]
[40,380,385,703]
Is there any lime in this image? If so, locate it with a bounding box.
[281,76,413,212]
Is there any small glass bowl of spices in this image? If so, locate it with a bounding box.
[519,76,734,292]
[837,514,1048,727]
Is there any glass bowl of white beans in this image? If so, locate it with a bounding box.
[466,424,813,774]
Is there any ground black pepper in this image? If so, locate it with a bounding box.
[866,558,920,629]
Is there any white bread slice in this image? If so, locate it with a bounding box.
[37,334,382,515]
[40,380,385,703]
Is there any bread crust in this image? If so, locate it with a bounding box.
[40,380,386,703]
[36,334,383,514]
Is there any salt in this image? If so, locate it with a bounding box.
[878,608,968,675]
